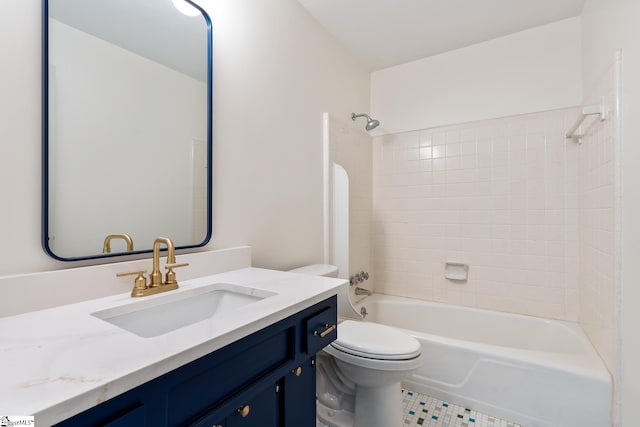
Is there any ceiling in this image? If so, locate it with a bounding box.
[297,0,586,70]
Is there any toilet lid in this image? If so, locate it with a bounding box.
[331,320,421,360]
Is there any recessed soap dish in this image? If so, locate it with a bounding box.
[445,262,468,281]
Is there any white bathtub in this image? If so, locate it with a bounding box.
[354,294,612,427]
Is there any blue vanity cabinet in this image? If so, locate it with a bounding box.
[197,357,318,427]
[193,377,283,427]
[283,357,317,426]
[54,296,336,427]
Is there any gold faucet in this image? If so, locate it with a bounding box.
[117,237,188,297]
[151,237,179,287]
[102,233,134,253]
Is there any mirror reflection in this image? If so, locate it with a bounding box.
[44,0,212,260]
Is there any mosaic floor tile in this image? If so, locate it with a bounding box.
[317,389,523,427]
[402,390,523,427]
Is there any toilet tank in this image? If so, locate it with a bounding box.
[289,264,339,278]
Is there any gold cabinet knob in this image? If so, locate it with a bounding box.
[237,404,250,417]
[292,366,302,376]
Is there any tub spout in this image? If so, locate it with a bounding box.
[355,287,372,296]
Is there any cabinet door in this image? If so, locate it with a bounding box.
[283,357,316,427]
[195,380,283,427]
[226,380,282,427]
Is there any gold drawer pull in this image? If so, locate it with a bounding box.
[314,323,336,338]
[292,366,302,376]
[237,404,250,417]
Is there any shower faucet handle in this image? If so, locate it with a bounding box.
[350,271,370,285]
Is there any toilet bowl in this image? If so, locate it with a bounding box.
[289,264,423,427]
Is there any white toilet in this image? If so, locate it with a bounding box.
[289,264,423,427]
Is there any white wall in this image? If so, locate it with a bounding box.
[0,0,370,276]
[0,1,46,273]
[197,0,370,270]
[371,17,582,134]
[617,2,640,424]
[581,1,640,426]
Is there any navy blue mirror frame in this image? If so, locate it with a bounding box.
[42,0,213,261]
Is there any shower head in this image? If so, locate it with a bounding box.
[351,113,380,131]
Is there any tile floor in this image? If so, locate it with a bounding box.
[317,389,523,427]
[401,390,523,427]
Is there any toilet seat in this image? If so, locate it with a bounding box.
[332,320,421,360]
[323,320,422,372]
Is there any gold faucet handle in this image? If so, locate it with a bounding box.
[165,263,189,270]
[164,263,189,286]
[116,269,148,278]
[116,270,148,297]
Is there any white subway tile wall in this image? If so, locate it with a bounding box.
[578,56,620,379]
[372,108,581,321]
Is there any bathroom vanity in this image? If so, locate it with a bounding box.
[0,252,343,426]
[57,296,337,427]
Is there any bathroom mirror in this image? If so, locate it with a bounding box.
[43,0,212,261]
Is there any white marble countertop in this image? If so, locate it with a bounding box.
[0,267,345,426]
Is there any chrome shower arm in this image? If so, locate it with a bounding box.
[351,112,380,131]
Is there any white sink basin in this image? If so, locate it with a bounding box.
[92,283,276,338]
